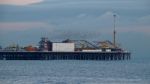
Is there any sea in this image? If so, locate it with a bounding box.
[0,57,150,84]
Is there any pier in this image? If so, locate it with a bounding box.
[0,51,130,60]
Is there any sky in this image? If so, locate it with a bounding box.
[0,0,150,58]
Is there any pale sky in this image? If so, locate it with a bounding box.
[0,0,150,58]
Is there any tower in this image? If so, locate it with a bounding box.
[113,14,116,48]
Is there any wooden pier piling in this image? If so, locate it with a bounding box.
[0,51,130,60]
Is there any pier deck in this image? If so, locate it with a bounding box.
[0,51,130,60]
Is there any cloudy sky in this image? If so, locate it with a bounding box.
[0,0,150,58]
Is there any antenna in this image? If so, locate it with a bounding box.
[113,14,116,48]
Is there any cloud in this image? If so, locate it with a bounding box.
[39,0,149,10]
[118,25,150,35]
[0,22,54,31]
[137,15,150,24]
[77,14,87,18]
[98,11,119,20]
[0,0,44,6]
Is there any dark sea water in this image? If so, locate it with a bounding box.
[0,57,150,84]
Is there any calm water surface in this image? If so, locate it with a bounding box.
[0,58,150,84]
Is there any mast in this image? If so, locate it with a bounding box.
[113,14,116,48]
